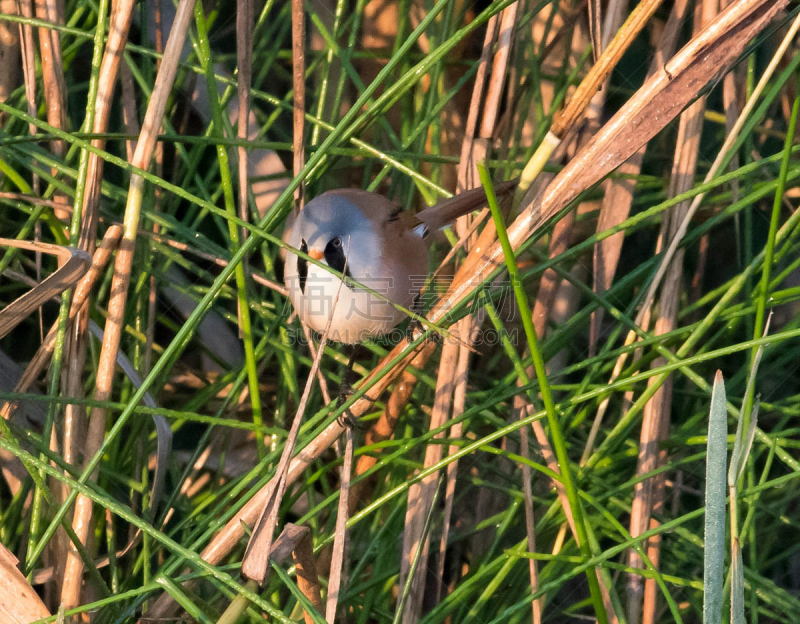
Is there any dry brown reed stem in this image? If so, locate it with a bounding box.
[589,0,687,354]
[141,339,439,623]
[632,4,800,334]
[369,38,520,624]
[455,13,498,191]
[141,3,786,619]
[400,338,459,623]
[517,408,541,624]
[0,541,50,622]
[587,0,601,63]
[301,324,333,405]
[350,345,436,511]
[60,0,198,609]
[628,4,714,620]
[65,0,137,524]
[400,9,507,619]
[242,260,346,584]
[436,318,473,581]
[33,0,67,197]
[219,524,322,623]
[236,0,253,229]
[78,0,136,250]
[586,0,687,430]
[0,0,20,105]
[291,0,305,210]
[550,0,664,139]
[239,329,327,582]
[519,9,618,615]
[13,0,37,140]
[582,0,797,464]
[60,0,139,574]
[291,526,325,624]
[326,425,354,622]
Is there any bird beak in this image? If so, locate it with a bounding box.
[308,249,324,261]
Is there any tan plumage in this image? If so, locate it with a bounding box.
[282,181,516,343]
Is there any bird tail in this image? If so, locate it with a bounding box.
[415,177,518,232]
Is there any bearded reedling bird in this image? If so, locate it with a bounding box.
[282,180,517,344]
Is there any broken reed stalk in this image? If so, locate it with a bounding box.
[0,240,90,340]
[240,308,332,583]
[0,226,122,425]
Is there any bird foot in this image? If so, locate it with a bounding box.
[406,318,442,346]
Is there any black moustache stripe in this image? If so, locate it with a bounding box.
[325,239,354,289]
[298,239,308,293]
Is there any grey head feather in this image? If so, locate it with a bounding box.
[285,192,381,280]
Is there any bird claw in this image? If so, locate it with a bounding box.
[406,318,441,346]
[336,378,362,429]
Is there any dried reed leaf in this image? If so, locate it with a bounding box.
[242,249,347,584]
[326,425,354,622]
[0,542,50,623]
[0,225,121,428]
[0,238,90,340]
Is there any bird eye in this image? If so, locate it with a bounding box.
[331,236,342,248]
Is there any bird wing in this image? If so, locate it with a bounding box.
[414,177,518,232]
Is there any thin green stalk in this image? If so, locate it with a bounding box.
[750,95,798,396]
[193,1,264,458]
[26,0,111,569]
[478,163,609,624]
[0,436,294,623]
